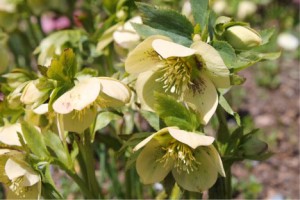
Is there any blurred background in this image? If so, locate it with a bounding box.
[0,0,299,199]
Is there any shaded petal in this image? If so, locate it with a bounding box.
[53,77,101,114]
[7,182,41,199]
[152,39,196,59]
[134,127,171,151]
[183,75,218,124]
[167,127,214,149]
[98,77,131,107]
[204,146,226,177]
[191,41,230,88]
[125,35,171,74]
[62,108,97,133]
[172,148,218,192]
[136,70,175,111]
[0,123,22,146]
[136,139,173,184]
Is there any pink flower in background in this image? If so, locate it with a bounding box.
[41,13,70,33]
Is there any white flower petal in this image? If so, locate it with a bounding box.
[0,123,22,146]
[53,77,101,114]
[191,41,230,88]
[167,127,214,149]
[125,35,171,74]
[172,148,218,192]
[183,75,218,124]
[152,39,196,59]
[98,77,131,107]
[205,146,226,177]
[5,158,27,180]
[33,103,48,115]
[136,140,173,184]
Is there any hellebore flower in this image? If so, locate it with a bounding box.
[0,123,41,199]
[125,35,230,124]
[134,127,225,192]
[52,77,131,133]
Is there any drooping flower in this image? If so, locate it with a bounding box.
[134,127,225,192]
[52,76,131,133]
[0,123,41,199]
[125,35,230,124]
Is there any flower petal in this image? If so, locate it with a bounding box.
[5,158,27,180]
[167,127,214,149]
[7,181,41,199]
[204,146,226,177]
[136,70,174,111]
[53,77,101,114]
[191,41,230,88]
[183,75,218,124]
[0,123,22,146]
[136,139,173,184]
[152,39,196,59]
[172,148,218,192]
[134,127,170,151]
[98,77,131,107]
[125,35,171,74]
[62,108,98,133]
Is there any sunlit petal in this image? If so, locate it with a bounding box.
[0,123,22,146]
[125,35,171,74]
[152,39,196,59]
[167,127,215,149]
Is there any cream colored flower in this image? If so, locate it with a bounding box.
[125,35,230,124]
[113,16,142,50]
[0,123,41,199]
[52,76,131,133]
[134,127,225,192]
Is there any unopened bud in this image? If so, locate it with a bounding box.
[224,25,262,50]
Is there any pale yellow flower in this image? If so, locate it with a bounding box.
[52,76,131,133]
[125,35,230,124]
[134,127,225,192]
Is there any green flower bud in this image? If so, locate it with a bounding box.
[224,25,262,50]
[240,135,268,157]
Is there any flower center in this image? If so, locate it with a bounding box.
[156,57,193,95]
[158,141,201,174]
[9,176,28,197]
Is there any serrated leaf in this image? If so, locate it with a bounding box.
[212,40,237,68]
[140,110,160,131]
[137,2,194,39]
[164,116,192,131]
[219,94,241,126]
[190,0,209,30]
[132,23,192,47]
[21,122,49,159]
[47,48,77,82]
[44,131,70,168]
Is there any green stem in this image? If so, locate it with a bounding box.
[80,129,104,199]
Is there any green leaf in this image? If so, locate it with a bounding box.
[140,110,160,131]
[37,65,48,77]
[94,111,121,132]
[232,50,281,72]
[219,94,241,126]
[136,2,194,39]
[41,165,64,199]
[190,0,209,30]
[260,28,275,45]
[44,131,70,168]
[230,74,246,85]
[132,23,193,47]
[154,93,199,131]
[47,48,77,82]
[212,40,237,68]
[21,122,49,159]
